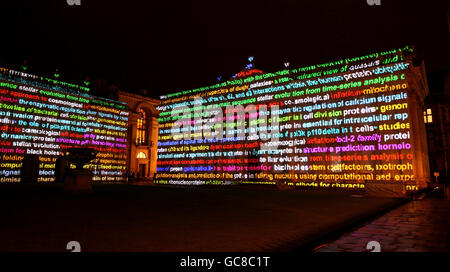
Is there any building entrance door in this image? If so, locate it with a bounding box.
[139,164,146,178]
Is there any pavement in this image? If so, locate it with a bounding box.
[315,189,450,252]
[0,184,402,252]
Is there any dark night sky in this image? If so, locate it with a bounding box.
[1,0,449,99]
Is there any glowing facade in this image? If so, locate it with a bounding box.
[0,67,160,183]
[155,46,431,190]
[0,67,129,182]
[0,46,432,190]
[117,90,159,179]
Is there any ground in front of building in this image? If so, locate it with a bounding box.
[0,183,406,252]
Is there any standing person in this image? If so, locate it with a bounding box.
[55,155,68,183]
[20,154,39,183]
[248,148,259,181]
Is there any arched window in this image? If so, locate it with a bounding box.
[137,108,147,145]
[137,152,147,159]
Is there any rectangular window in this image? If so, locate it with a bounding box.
[137,109,147,145]
[424,108,432,123]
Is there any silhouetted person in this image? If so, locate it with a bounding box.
[20,154,39,183]
[248,148,259,181]
[55,155,69,183]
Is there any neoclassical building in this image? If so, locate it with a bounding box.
[93,80,160,180]
[118,91,160,180]
[424,72,450,182]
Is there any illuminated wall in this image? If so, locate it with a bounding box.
[117,90,160,179]
[0,67,129,182]
[155,46,431,190]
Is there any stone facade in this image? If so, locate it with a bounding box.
[403,58,431,189]
[425,72,450,183]
[117,91,160,180]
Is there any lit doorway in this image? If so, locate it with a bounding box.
[139,164,146,178]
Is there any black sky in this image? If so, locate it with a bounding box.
[1,0,449,98]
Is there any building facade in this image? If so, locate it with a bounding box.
[117,91,159,180]
[92,80,161,181]
[0,66,161,183]
[0,48,438,192]
[155,46,432,192]
[424,72,450,183]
